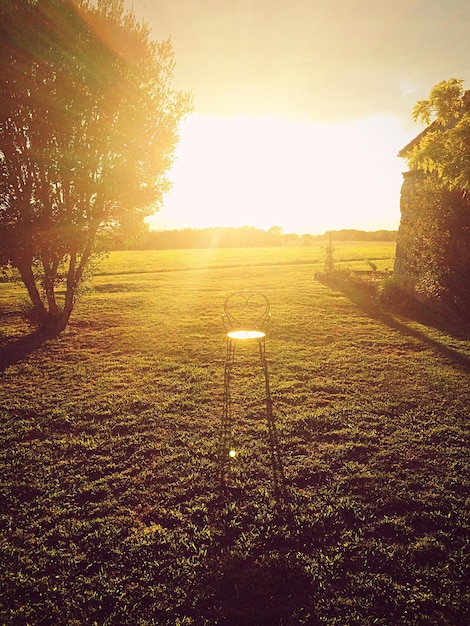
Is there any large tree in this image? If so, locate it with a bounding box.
[407,78,470,192]
[0,0,192,334]
[395,79,470,312]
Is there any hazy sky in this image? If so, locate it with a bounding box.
[129,0,470,234]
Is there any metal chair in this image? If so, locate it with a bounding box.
[220,291,284,492]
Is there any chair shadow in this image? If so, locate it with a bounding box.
[265,398,288,498]
[218,412,288,501]
[0,330,49,373]
[317,273,470,371]
[205,553,313,624]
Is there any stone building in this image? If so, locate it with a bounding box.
[393,92,470,311]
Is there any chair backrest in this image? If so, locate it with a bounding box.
[223,291,270,335]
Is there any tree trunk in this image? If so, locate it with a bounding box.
[44,309,72,336]
[16,255,67,336]
[42,256,61,318]
[45,234,97,336]
[16,258,48,323]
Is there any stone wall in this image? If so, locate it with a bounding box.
[393,171,418,292]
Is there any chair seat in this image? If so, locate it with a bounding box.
[223,291,270,341]
[227,330,266,340]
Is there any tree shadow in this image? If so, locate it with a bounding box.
[0,330,49,373]
[317,273,470,371]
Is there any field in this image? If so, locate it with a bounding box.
[1,242,469,625]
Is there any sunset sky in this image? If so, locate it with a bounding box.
[129,0,470,234]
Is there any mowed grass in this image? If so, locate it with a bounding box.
[1,244,469,625]
[96,241,396,275]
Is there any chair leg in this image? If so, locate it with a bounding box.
[219,337,286,495]
[220,338,236,478]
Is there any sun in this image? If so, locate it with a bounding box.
[147,114,412,235]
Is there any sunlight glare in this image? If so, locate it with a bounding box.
[148,114,413,235]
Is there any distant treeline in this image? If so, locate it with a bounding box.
[114,226,397,250]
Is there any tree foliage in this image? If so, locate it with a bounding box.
[0,0,192,334]
[408,78,470,192]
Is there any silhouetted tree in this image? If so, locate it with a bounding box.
[0,0,192,334]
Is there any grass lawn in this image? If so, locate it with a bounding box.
[1,245,469,625]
